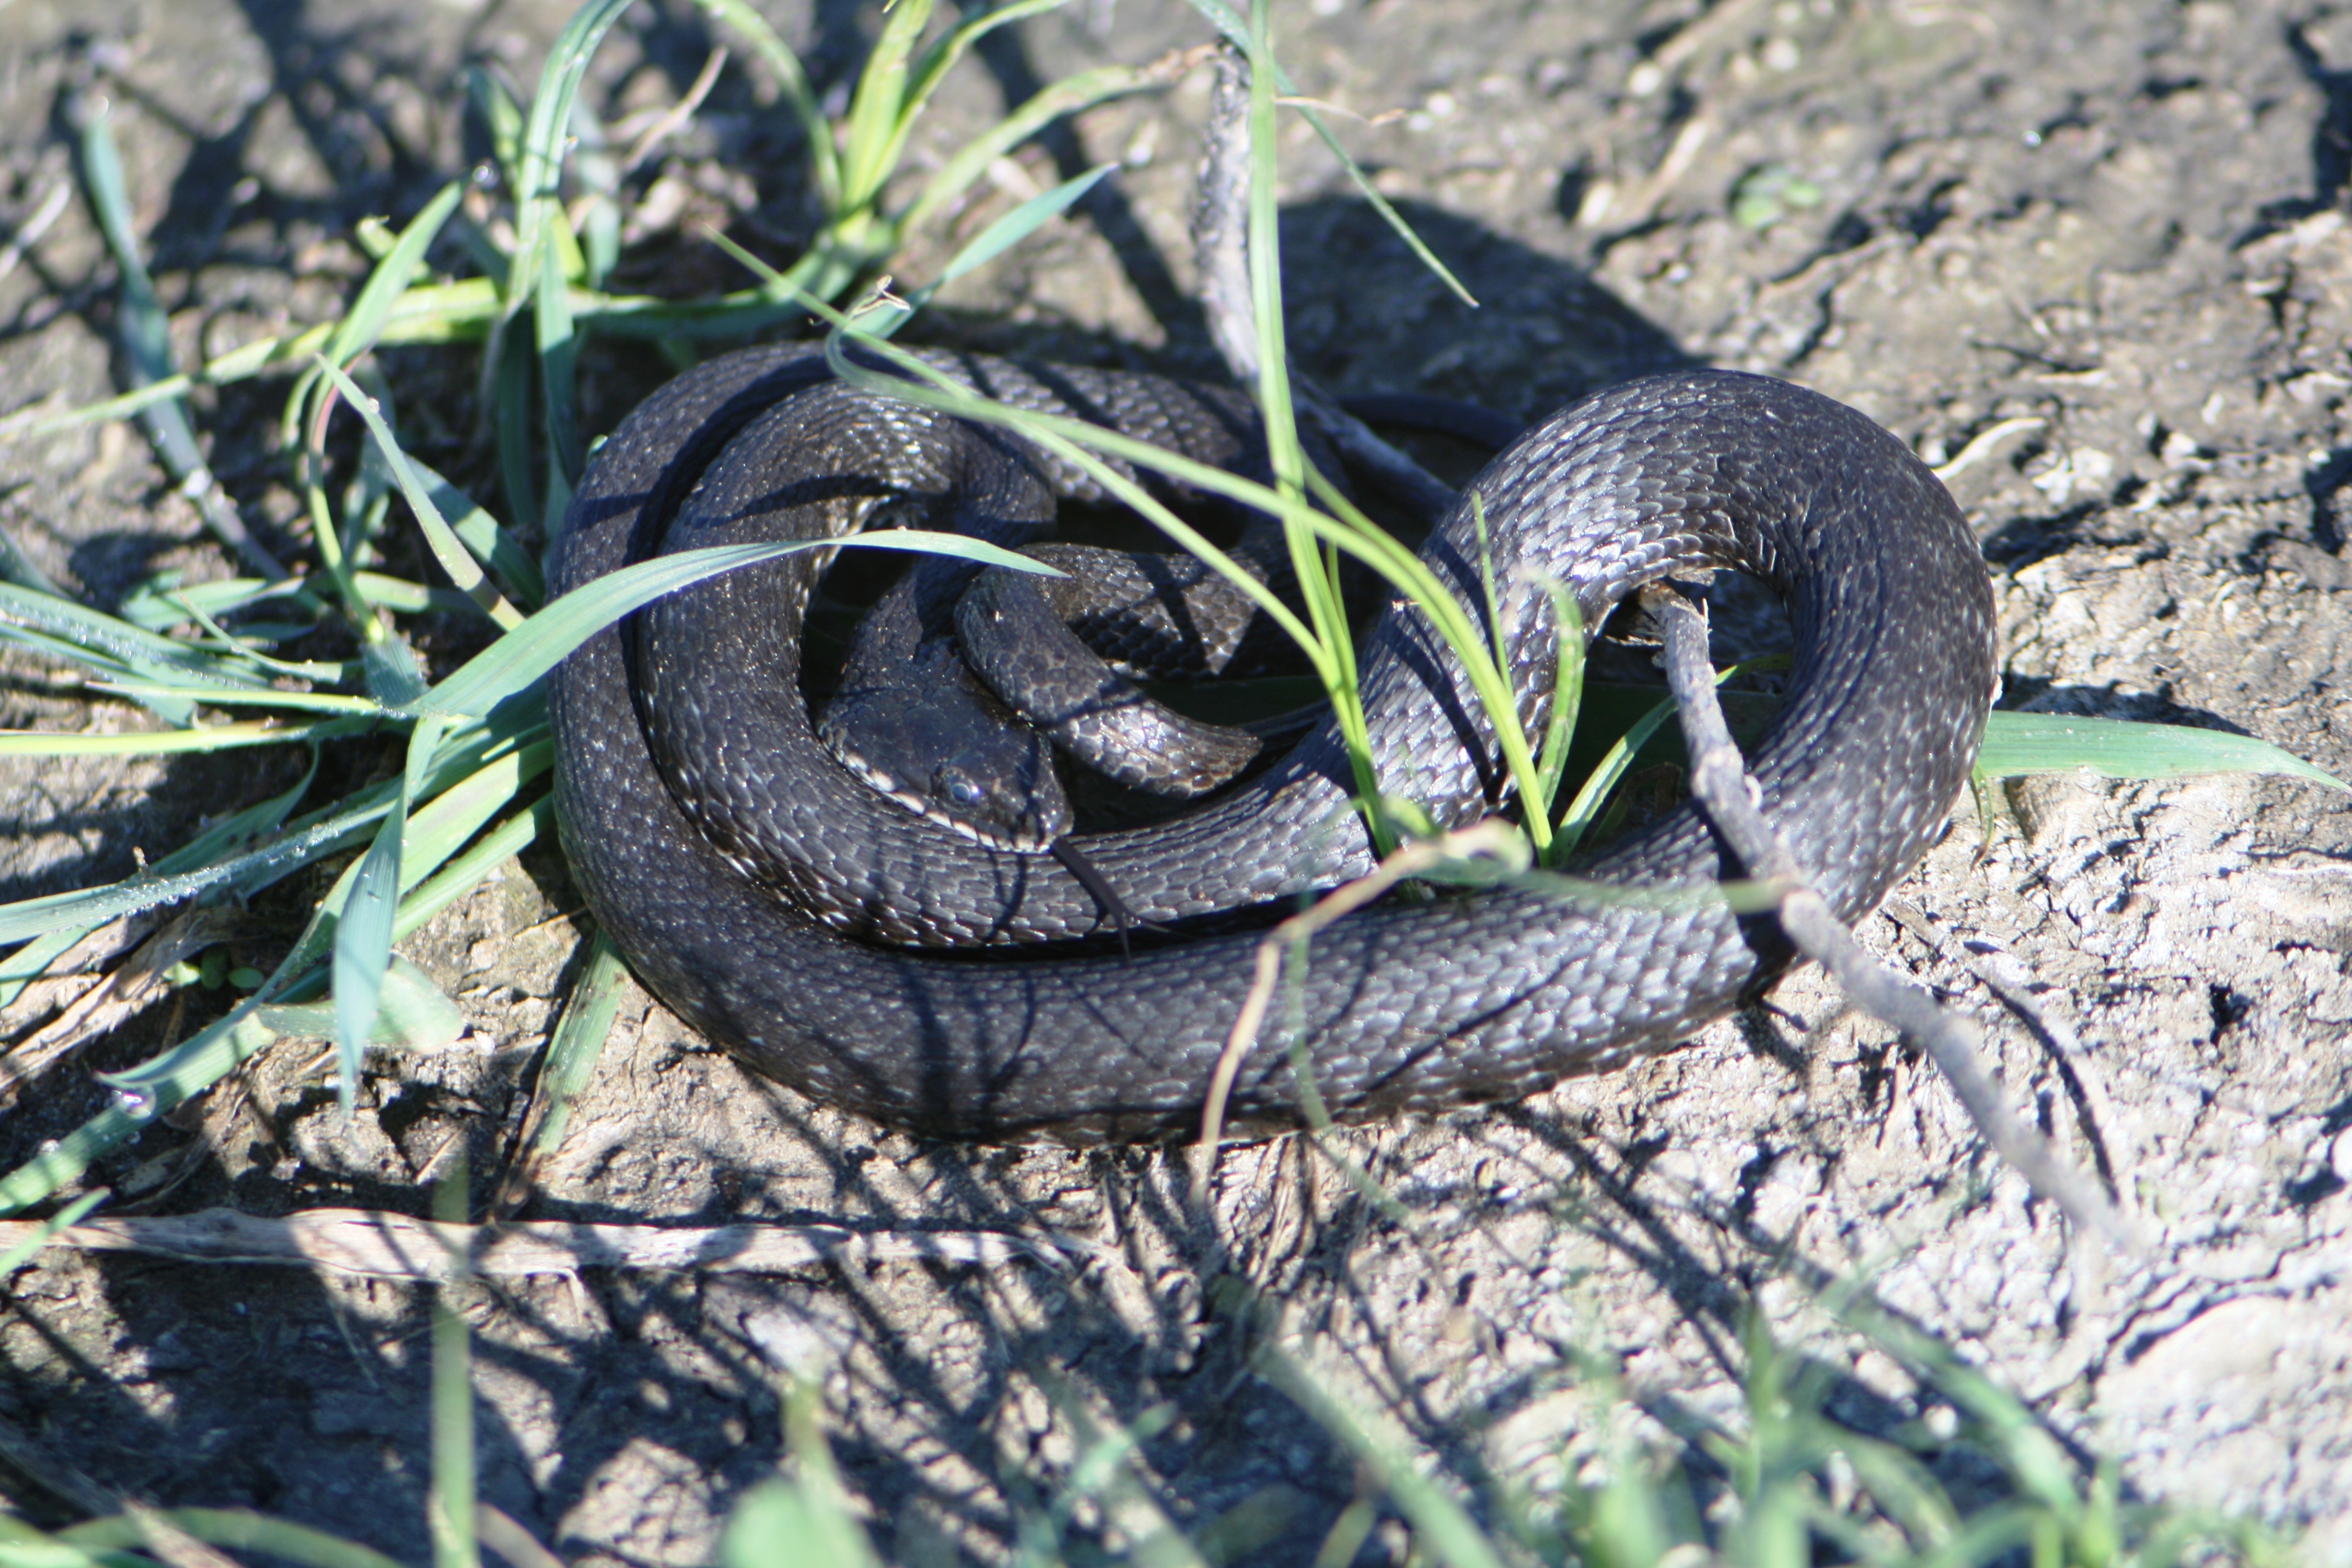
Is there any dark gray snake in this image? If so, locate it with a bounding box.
[547,344,1996,1142]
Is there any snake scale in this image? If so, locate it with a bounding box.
[547,344,1997,1142]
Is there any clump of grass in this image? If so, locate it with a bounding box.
[715,1265,2292,1568]
[0,1,2333,1565]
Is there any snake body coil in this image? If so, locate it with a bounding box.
[549,345,1996,1141]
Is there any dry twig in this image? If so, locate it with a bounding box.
[1190,41,1460,528]
[1642,583,2138,1250]
[0,1207,1082,1281]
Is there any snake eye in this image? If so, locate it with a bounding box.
[938,769,985,808]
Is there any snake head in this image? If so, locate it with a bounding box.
[929,748,1067,852]
[820,637,1076,854]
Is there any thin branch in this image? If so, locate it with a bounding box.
[1188,42,1460,529]
[620,46,729,175]
[0,1208,1085,1280]
[1190,41,1258,387]
[1642,584,2139,1252]
[0,907,244,1108]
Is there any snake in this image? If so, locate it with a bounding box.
[547,344,1997,1142]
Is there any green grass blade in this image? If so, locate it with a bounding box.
[494,325,540,529]
[410,734,553,843]
[75,85,185,444]
[886,0,1073,199]
[0,623,192,726]
[930,162,1114,289]
[79,686,377,716]
[1240,1,1394,849]
[1978,711,2347,790]
[1914,1506,2043,1568]
[117,568,455,632]
[0,582,279,694]
[0,717,381,756]
[1554,688,1671,856]
[382,741,552,931]
[900,60,1175,240]
[17,268,866,437]
[0,518,65,598]
[0,757,313,1009]
[722,1387,886,1568]
[1020,1385,1201,1568]
[1254,1339,1506,1568]
[904,0,1071,123]
[1242,0,1299,499]
[324,181,465,368]
[683,0,838,210]
[568,95,621,290]
[0,930,88,1016]
[260,956,463,1051]
[1552,659,1784,859]
[315,358,526,629]
[466,65,530,213]
[537,212,583,497]
[70,90,289,578]
[0,1097,159,1215]
[573,277,817,338]
[0,802,388,946]
[361,632,430,708]
[132,583,348,678]
[508,0,636,313]
[1181,0,1475,306]
[0,1523,143,1568]
[334,717,445,1111]
[541,930,630,1121]
[0,716,525,955]
[838,0,933,211]
[410,532,1051,719]
[1531,576,1586,846]
[430,1149,480,1568]
[394,796,553,944]
[62,1513,404,1568]
[15,374,193,437]
[296,716,543,896]
[495,924,626,1211]
[0,1004,275,1215]
[1832,1432,1964,1549]
[230,737,545,1032]
[100,991,299,1103]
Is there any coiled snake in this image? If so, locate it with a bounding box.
[547,344,1996,1141]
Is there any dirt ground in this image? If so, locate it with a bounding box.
[2,0,2350,1563]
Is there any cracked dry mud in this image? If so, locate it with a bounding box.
[2,1,2350,1563]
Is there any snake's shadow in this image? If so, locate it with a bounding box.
[1276,194,1696,414]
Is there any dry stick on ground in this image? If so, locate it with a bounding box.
[0,906,245,1108]
[1190,41,1462,526]
[1640,583,2140,1252]
[1191,41,1259,388]
[0,1208,1083,1281]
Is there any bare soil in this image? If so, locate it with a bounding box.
[1,1,2349,1564]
